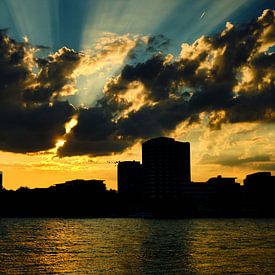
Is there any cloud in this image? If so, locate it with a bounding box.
[77,32,140,76]
[60,9,275,157]
[127,34,170,62]
[0,29,155,154]
[200,153,272,166]
[256,163,275,171]
[0,10,274,157]
[59,107,130,157]
[0,101,74,153]
[0,29,76,153]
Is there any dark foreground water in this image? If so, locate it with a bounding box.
[0,218,274,274]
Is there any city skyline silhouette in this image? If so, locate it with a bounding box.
[0,3,274,190]
[0,2,274,274]
[0,137,274,218]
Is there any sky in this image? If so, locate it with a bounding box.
[0,0,274,190]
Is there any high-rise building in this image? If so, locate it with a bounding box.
[0,171,2,190]
[117,161,143,199]
[142,137,190,199]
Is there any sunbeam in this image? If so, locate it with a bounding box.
[3,0,54,48]
[0,0,274,191]
[181,0,250,42]
[80,0,181,50]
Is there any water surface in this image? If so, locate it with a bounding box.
[0,218,274,274]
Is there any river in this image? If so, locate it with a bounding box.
[0,218,274,274]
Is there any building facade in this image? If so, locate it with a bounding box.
[0,171,2,190]
[142,137,191,199]
[244,172,274,188]
[117,161,143,199]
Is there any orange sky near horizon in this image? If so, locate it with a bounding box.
[1,121,274,191]
[0,6,274,191]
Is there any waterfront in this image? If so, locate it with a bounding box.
[0,218,274,274]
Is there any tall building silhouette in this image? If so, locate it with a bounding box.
[117,161,143,199]
[0,171,2,190]
[142,137,190,199]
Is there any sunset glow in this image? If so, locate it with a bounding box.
[0,0,274,190]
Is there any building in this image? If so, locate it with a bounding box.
[244,172,275,189]
[142,137,191,199]
[243,172,275,215]
[0,171,2,190]
[207,175,236,185]
[52,179,106,193]
[117,161,143,199]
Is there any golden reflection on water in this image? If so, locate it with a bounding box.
[0,219,274,274]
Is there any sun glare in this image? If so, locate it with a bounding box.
[55,139,66,149]
[65,116,78,134]
[51,117,79,153]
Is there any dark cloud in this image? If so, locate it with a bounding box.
[1,10,274,157]
[27,47,83,103]
[59,107,130,157]
[200,153,272,167]
[256,163,275,171]
[119,98,189,138]
[146,34,170,52]
[60,9,275,157]
[127,34,170,62]
[121,55,176,101]
[0,30,76,153]
[0,101,74,153]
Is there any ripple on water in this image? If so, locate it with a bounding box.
[0,218,274,274]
